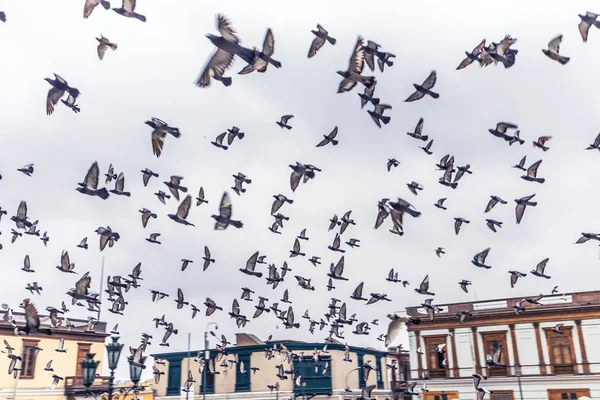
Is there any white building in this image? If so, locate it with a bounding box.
[401,290,600,400]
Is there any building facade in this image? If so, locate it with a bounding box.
[403,291,600,400]
[152,333,392,400]
[0,310,109,400]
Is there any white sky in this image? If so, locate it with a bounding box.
[2,0,600,380]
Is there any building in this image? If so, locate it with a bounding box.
[0,309,109,400]
[402,290,600,400]
[152,333,392,400]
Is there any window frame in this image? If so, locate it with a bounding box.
[234,353,251,392]
[547,389,591,400]
[490,390,515,400]
[20,339,40,379]
[75,343,92,378]
[481,331,509,377]
[423,335,448,378]
[543,327,577,375]
[293,355,332,397]
[422,391,459,400]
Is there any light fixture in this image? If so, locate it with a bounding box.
[81,353,100,388]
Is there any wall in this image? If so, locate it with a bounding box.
[153,359,169,397]
[0,334,106,391]
[249,350,292,392]
[581,318,600,373]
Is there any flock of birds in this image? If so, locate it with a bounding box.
[2,3,600,399]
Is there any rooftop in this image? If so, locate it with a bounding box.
[151,333,388,360]
[405,290,600,329]
[0,309,108,339]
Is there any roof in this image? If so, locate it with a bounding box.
[0,309,108,340]
[151,334,388,360]
[404,290,600,330]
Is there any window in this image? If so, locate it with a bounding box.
[545,328,575,375]
[490,391,514,400]
[20,340,40,379]
[166,358,182,396]
[357,353,366,388]
[424,336,447,378]
[548,389,591,400]
[75,343,92,378]
[423,391,459,400]
[235,354,251,392]
[375,355,384,389]
[293,355,332,397]
[481,332,508,377]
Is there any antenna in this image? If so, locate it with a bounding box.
[97,255,105,322]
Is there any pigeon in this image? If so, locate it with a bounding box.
[472,248,492,269]
[435,247,445,257]
[110,172,131,196]
[456,39,486,70]
[513,156,527,171]
[277,115,294,130]
[139,208,157,228]
[168,195,195,226]
[531,258,551,279]
[458,280,471,293]
[420,139,434,155]
[308,24,336,58]
[407,118,428,141]
[77,237,89,249]
[515,194,537,224]
[44,74,80,116]
[414,275,434,296]
[240,252,262,278]
[337,37,375,93]
[454,217,470,235]
[575,232,600,244]
[316,126,339,147]
[96,35,118,60]
[146,233,161,244]
[385,314,420,346]
[509,271,527,288]
[488,122,518,141]
[359,81,379,109]
[585,133,600,150]
[141,168,159,186]
[434,198,447,210]
[485,195,507,213]
[578,12,600,42]
[112,0,146,22]
[196,15,255,88]
[542,35,569,64]
[508,130,525,146]
[552,323,564,334]
[76,161,109,199]
[521,160,545,183]
[146,118,181,158]
[211,132,229,150]
[387,158,399,171]
[17,164,34,177]
[212,192,243,230]
[454,164,472,182]
[533,136,552,151]
[368,103,392,128]
[486,219,503,233]
[407,181,423,195]
[405,71,439,102]
[238,28,282,74]
[83,0,111,18]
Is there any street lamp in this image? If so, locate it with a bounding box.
[203,322,218,400]
[81,353,100,388]
[129,356,147,387]
[515,363,524,400]
[106,336,124,400]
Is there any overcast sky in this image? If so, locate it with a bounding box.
[2,0,600,380]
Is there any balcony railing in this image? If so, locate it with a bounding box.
[64,376,111,395]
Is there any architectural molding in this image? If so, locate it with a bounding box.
[471,327,481,375]
[449,328,459,378]
[575,320,590,374]
[533,322,547,375]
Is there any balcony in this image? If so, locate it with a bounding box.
[64,376,111,395]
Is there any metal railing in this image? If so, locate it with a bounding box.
[64,376,111,394]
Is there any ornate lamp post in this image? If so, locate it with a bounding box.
[129,355,147,387]
[202,322,218,400]
[106,337,124,400]
[81,337,125,400]
[81,353,100,389]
